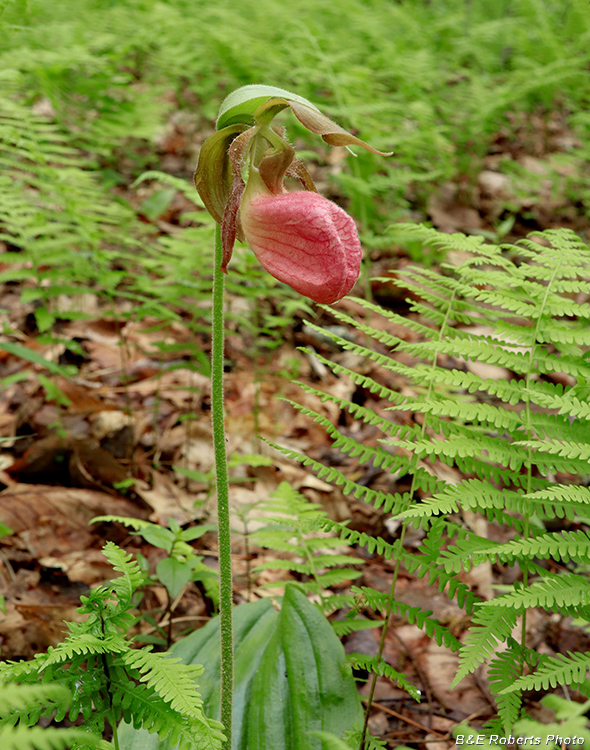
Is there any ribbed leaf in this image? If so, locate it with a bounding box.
[119,590,361,750]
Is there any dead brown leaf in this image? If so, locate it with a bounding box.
[135,471,206,525]
[0,483,146,558]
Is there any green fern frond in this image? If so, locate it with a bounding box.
[439,533,547,574]
[514,438,590,461]
[0,537,222,747]
[501,651,590,694]
[279,397,400,470]
[296,343,406,403]
[101,541,145,607]
[331,618,384,636]
[0,659,46,685]
[347,654,421,701]
[121,649,206,720]
[0,684,70,724]
[307,729,355,750]
[40,634,128,669]
[313,567,364,586]
[537,323,590,348]
[349,586,392,613]
[525,485,590,519]
[0,93,134,261]
[480,573,590,615]
[349,587,461,651]
[114,676,224,750]
[0,683,75,730]
[451,608,518,688]
[487,644,525,731]
[476,529,590,566]
[514,696,590,747]
[462,288,543,319]
[405,337,534,374]
[528,410,590,443]
[272,224,590,723]
[322,517,480,611]
[303,316,405,353]
[253,575,357,598]
[388,223,490,255]
[264,440,412,514]
[0,724,103,750]
[251,558,313,575]
[91,515,156,533]
[246,482,364,606]
[131,170,205,205]
[423,366,520,403]
[401,395,523,432]
[315,518,398,559]
[400,479,590,528]
[400,479,525,527]
[325,294,474,339]
[321,593,359,614]
[0,682,104,748]
[289,381,410,437]
[343,724,388,750]
[387,432,576,476]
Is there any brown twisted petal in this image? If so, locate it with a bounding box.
[253,96,392,156]
[220,128,256,270]
[287,101,394,156]
[285,157,318,193]
[221,181,244,272]
[258,141,296,195]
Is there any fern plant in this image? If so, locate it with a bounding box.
[91,515,219,648]
[0,90,216,392]
[0,81,135,294]
[0,542,225,750]
[455,694,590,749]
[246,480,364,609]
[268,225,590,738]
[0,683,106,750]
[242,482,426,703]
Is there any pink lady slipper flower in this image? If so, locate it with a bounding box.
[195,85,391,304]
[240,189,361,305]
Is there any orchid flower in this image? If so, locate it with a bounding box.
[195,85,391,304]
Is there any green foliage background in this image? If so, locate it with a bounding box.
[2,0,589,368]
[3,0,590,234]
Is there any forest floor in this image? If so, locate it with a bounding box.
[1,94,589,747]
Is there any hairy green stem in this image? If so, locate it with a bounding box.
[211,224,234,748]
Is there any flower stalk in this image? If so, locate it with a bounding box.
[210,224,233,748]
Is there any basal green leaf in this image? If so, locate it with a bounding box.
[118,589,361,750]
